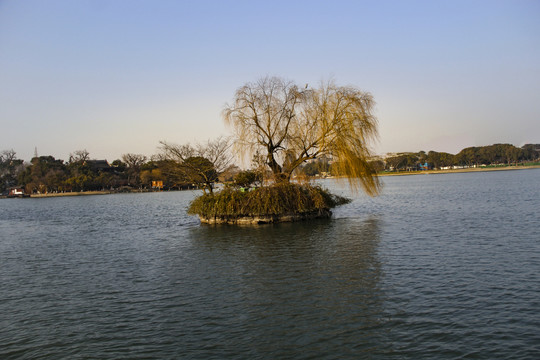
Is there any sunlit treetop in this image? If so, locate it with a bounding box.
[223,76,381,196]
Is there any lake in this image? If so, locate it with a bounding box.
[1,169,539,359]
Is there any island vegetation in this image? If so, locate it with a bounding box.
[189,76,379,223]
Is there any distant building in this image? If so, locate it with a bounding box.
[85,160,111,172]
[418,162,431,171]
[8,188,27,198]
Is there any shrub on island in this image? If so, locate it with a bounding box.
[187,183,350,224]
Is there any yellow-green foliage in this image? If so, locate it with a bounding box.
[187,183,350,218]
[223,77,381,196]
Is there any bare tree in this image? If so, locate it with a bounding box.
[223,77,380,195]
[1,149,17,164]
[121,153,147,168]
[159,137,232,193]
[223,77,302,180]
[1,149,23,192]
[121,153,147,188]
[69,149,90,164]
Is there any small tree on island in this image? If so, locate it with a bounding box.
[159,137,232,194]
[234,169,262,189]
[223,76,381,195]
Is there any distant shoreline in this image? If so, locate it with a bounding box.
[26,189,187,198]
[4,165,539,199]
[378,164,540,176]
[29,190,113,198]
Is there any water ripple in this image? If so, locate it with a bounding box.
[1,171,539,359]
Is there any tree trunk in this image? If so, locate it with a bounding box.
[267,153,282,176]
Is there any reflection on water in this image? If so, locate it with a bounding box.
[184,217,387,357]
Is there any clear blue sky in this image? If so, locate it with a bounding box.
[1,0,539,162]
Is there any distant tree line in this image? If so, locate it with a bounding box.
[1,143,539,195]
[298,143,540,175]
[0,138,236,195]
[381,144,540,172]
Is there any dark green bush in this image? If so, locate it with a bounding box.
[187,183,350,218]
[233,170,262,188]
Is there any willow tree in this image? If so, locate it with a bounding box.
[223,77,381,196]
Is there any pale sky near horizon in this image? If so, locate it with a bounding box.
[1,0,539,162]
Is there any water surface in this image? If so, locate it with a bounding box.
[1,169,539,359]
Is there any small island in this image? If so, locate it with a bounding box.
[184,76,381,224]
[188,182,350,224]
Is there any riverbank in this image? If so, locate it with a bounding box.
[30,190,113,198]
[2,189,185,199]
[378,164,540,176]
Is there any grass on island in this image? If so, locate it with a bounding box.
[188,183,351,219]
